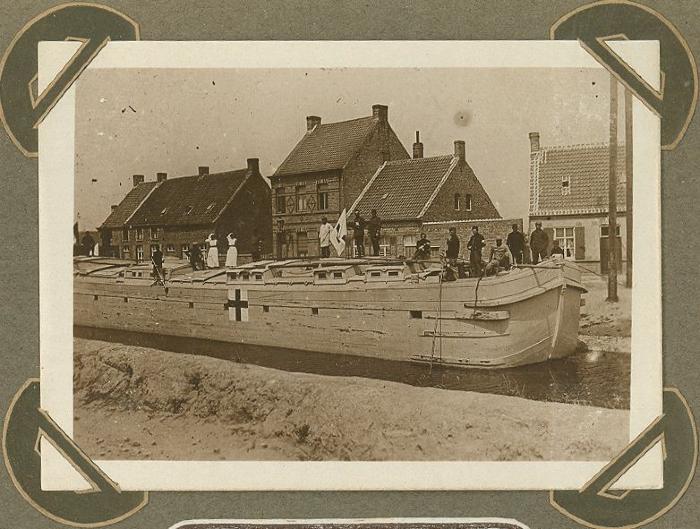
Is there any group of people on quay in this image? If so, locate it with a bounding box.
[319,211,562,279]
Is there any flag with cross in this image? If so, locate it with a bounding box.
[227,288,249,321]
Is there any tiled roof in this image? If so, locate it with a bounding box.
[100,182,157,228]
[274,116,378,176]
[352,155,455,221]
[127,169,250,227]
[532,143,627,215]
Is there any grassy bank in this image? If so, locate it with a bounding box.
[74,338,629,462]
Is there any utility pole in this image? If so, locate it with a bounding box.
[607,74,619,302]
[625,88,633,288]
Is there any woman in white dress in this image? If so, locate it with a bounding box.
[225,233,238,267]
[206,233,219,268]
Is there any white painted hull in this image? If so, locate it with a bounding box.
[74,258,585,368]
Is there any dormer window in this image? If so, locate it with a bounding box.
[205,202,215,212]
[160,207,168,215]
[561,175,571,195]
[184,205,194,215]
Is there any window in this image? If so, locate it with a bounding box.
[122,228,130,242]
[296,186,307,212]
[136,228,143,241]
[454,193,461,210]
[296,231,308,257]
[465,194,472,211]
[601,225,621,237]
[554,227,575,259]
[403,235,417,253]
[150,244,159,255]
[318,184,329,210]
[378,244,390,257]
[166,244,175,253]
[181,244,189,259]
[150,227,158,239]
[276,187,286,213]
[409,310,423,319]
[561,175,571,195]
[122,245,130,258]
[136,245,144,261]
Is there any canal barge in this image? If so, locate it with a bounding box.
[73,257,586,368]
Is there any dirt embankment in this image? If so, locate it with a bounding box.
[74,338,628,462]
[578,275,631,353]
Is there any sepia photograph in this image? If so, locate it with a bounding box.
[39,41,662,490]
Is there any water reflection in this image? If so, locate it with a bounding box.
[74,326,629,410]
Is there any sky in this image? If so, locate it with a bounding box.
[74,66,620,231]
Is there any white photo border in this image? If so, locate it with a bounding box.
[39,40,662,491]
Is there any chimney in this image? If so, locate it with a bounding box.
[110,204,118,212]
[372,104,388,122]
[132,174,144,187]
[454,140,466,162]
[528,132,541,153]
[156,172,167,183]
[247,158,260,174]
[198,166,209,176]
[412,131,424,159]
[306,116,321,131]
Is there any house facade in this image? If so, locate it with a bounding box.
[527,132,627,273]
[270,104,410,257]
[351,137,519,258]
[99,159,272,262]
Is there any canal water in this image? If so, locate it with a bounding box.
[75,326,629,410]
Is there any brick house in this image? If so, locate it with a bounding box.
[99,174,157,259]
[351,136,519,258]
[527,132,626,273]
[270,104,409,257]
[99,159,272,263]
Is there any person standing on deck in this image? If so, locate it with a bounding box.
[530,221,549,264]
[206,233,219,268]
[507,224,525,264]
[225,233,238,267]
[151,245,164,281]
[446,227,460,264]
[350,210,365,257]
[81,232,95,256]
[467,225,485,277]
[367,209,382,256]
[319,217,332,258]
[186,242,200,271]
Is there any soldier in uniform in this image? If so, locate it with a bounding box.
[506,223,525,264]
[350,210,366,257]
[367,209,382,256]
[530,221,549,264]
[466,225,485,277]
